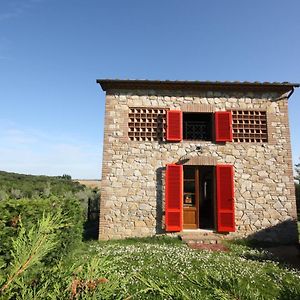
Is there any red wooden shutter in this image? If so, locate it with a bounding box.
[165,164,183,232]
[166,110,182,142]
[216,164,235,232]
[215,111,233,142]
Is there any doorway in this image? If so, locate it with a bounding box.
[183,166,215,230]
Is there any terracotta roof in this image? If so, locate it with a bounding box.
[96,79,299,93]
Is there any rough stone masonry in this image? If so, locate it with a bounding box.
[97,79,299,243]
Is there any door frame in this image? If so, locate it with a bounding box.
[183,165,216,230]
[183,166,199,229]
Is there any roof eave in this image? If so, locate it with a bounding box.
[96,79,300,93]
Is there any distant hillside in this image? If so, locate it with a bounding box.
[0,170,84,200]
[75,179,101,189]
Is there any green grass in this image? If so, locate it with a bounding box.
[1,232,300,299]
[71,236,300,300]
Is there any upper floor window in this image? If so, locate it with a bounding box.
[232,110,268,143]
[128,107,268,143]
[183,113,212,141]
[167,110,232,142]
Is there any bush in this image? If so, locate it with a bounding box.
[0,212,66,294]
[0,195,84,266]
[0,213,126,299]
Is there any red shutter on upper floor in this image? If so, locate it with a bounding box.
[165,164,183,232]
[215,111,233,142]
[216,164,235,232]
[166,110,183,142]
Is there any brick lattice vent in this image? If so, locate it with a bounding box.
[128,107,168,141]
[232,110,268,143]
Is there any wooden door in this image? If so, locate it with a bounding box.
[183,167,199,229]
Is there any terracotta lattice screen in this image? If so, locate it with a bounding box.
[128,108,168,141]
[232,110,268,143]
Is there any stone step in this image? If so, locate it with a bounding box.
[186,239,221,245]
[182,237,222,245]
[179,231,233,245]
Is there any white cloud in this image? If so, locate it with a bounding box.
[0,121,102,179]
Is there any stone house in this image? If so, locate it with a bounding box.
[97,79,299,243]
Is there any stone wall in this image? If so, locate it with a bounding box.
[99,89,298,243]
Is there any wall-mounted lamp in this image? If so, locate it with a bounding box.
[176,145,204,165]
[195,145,203,153]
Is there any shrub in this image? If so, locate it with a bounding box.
[0,212,66,294]
[0,213,127,300]
[0,195,84,266]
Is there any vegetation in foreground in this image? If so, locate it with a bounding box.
[0,170,100,263]
[0,170,299,299]
[1,217,300,300]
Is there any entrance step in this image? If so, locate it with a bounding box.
[179,231,233,245]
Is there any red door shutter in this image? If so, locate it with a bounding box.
[166,110,182,142]
[215,111,233,142]
[165,164,183,232]
[216,164,235,232]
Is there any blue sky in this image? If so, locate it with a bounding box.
[0,0,299,179]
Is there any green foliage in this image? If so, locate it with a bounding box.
[0,195,84,265]
[0,214,128,299]
[0,190,9,201]
[295,160,300,182]
[0,212,126,300]
[0,212,66,294]
[0,169,100,248]
[1,222,300,299]
[61,174,72,180]
[0,171,83,199]
[1,167,299,298]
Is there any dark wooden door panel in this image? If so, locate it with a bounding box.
[183,166,199,229]
[183,207,197,229]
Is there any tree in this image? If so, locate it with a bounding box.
[295,161,300,183]
[61,174,72,180]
